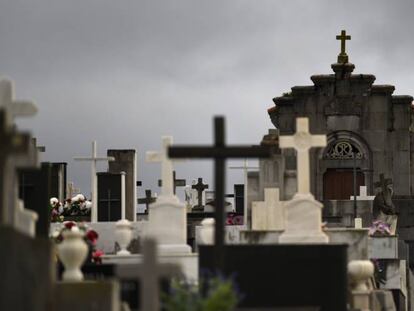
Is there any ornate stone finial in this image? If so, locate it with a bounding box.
[336,30,351,63]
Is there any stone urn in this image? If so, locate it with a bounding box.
[57,229,88,281]
[199,218,215,245]
[348,260,374,291]
[115,219,133,255]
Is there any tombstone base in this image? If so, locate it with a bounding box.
[158,243,192,254]
[279,233,329,244]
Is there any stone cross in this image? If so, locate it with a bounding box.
[116,239,181,311]
[66,182,81,198]
[0,79,37,128]
[336,29,351,63]
[374,173,393,193]
[0,110,32,224]
[252,188,284,230]
[138,189,157,213]
[230,159,259,225]
[120,171,126,219]
[169,116,271,269]
[350,186,375,201]
[191,178,209,211]
[158,170,186,195]
[74,141,115,222]
[146,136,176,199]
[279,118,326,195]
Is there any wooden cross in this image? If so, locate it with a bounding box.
[191,178,209,211]
[158,170,186,195]
[74,141,115,222]
[146,136,176,199]
[138,189,157,214]
[116,239,181,311]
[0,79,37,127]
[279,118,326,195]
[374,173,393,193]
[336,29,351,63]
[0,110,32,224]
[169,116,271,269]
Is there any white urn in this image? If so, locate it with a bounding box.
[115,219,133,255]
[57,229,88,281]
[199,218,215,245]
[348,260,374,291]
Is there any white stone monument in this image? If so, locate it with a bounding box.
[252,188,284,231]
[279,118,329,244]
[350,186,375,201]
[146,136,191,254]
[74,141,115,222]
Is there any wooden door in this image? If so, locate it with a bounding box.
[323,169,364,200]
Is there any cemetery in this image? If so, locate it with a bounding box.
[2,23,414,311]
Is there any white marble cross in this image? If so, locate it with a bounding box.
[0,79,37,127]
[67,182,81,199]
[350,186,375,201]
[230,159,259,226]
[116,239,182,311]
[74,141,115,222]
[252,188,284,230]
[146,136,176,200]
[279,118,327,194]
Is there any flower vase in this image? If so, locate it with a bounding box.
[115,219,133,255]
[57,230,88,281]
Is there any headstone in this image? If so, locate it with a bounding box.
[278,118,329,244]
[146,136,191,254]
[108,149,137,221]
[0,226,55,311]
[230,160,258,225]
[50,162,67,202]
[18,162,53,237]
[169,116,271,269]
[350,185,375,201]
[97,172,122,222]
[252,188,285,230]
[137,189,156,214]
[74,141,115,222]
[191,177,208,211]
[116,239,182,311]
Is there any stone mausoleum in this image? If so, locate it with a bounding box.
[250,31,414,228]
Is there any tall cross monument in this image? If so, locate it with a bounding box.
[336,29,351,63]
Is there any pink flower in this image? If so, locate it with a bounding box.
[64,221,76,230]
[86,230,99,245]
[92,249,104,264]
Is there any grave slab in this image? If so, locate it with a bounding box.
[369,236,399,259]
[325,228,369,260]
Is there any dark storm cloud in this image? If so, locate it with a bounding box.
[1,0,413,196]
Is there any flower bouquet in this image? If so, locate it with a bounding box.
[369,220,391,236]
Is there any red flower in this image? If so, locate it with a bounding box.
[64,221,76,230]
[92,249,104,264]
[86,230,99,245]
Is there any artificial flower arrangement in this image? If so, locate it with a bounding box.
[162,275,240,311]
[50,194,92,222]
[368,220,391,236]
[51,221,104,264]
[226,213,243,226]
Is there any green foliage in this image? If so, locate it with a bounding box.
[162,276,239,311]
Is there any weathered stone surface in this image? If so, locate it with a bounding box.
[369,236,399,259]
[54,280,120,311]
[0,226,55,311]
[326,228,368,260]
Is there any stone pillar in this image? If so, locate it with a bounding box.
[107,150,137,221]
[348,260,374,311]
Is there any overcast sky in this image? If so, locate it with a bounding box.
[1,0,413,201]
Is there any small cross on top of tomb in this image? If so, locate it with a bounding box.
[279,118,326,195]
[137,189,157,214]
[374,173,393,193]
[192,178,209,211]
[158,170,186,195]
[336,30,351,63]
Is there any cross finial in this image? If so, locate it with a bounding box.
[336,30,351,63]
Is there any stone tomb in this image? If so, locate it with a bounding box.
[0,227,55,311]
[251,187,284,231]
